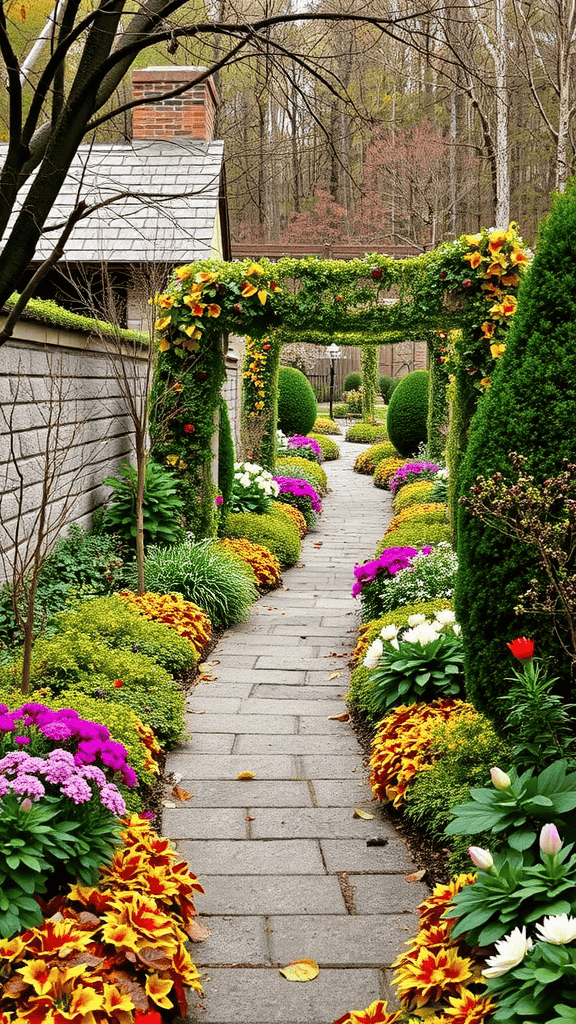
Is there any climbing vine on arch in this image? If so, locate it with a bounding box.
[149,226,529,536]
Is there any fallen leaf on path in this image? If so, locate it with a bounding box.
[329,671,341,679]
[162,801,176,808]
[353,809,374,820]
[187,919,211,942]
[172,785,193,801]
[237,771,255,780]
[405,869,427,883]
[279,959,319,982]
[199,673,215,682]
[267,607,277,610]
[245,815,255,821]
[313,542,323,548]
[328,712,350,722]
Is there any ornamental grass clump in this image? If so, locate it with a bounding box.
[273,476,322,529]
[231,461,280,514]
[136,539,258,629]
[372,542,458,616]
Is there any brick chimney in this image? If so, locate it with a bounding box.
[131,66,218,141]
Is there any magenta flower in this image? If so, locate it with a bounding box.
[351,545,432,598]
[389,461,440,494]
[273,476,322,512]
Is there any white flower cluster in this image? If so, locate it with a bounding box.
[233,461,280,498]
[435,466,449,480]
[483,916,576,979]
[363,609,460,668]
[378,542,458,612]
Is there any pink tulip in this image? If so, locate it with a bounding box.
[540,823,563,855]
[468,846,494,871]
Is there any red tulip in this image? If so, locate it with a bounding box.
[506,637,535,663]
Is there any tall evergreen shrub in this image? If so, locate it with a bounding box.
[456,182,576,720]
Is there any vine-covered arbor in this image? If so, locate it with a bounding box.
[149,227,529,535]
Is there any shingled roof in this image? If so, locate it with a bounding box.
[1,137,225,265]
[1,67,228,268]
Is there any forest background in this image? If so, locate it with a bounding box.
[2,0,575,256]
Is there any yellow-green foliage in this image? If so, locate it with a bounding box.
[275,456,328,495]
[312,417,341,435]
[373,457,407,488]
[53,595,198,675]
[0,634,185,748]
[354,441,399,475]
[386,502,448,534]
[308,433,340,460]
[222,511,301,567]
[375,520,451,554]
[393,480,437,512]
[345,422,389,443]
[404,711,514,871]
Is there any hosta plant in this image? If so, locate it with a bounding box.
[103,460,185,546]
[364,615,464,715]
[448,824,576,947]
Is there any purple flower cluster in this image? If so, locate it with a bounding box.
[0,703,136,788]
[351,545,433,598]
[273,476,322,512]
[0,748,126,814]
[287,435,322,456]
[389,461,440,495]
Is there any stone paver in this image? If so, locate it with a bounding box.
[167,437,424,1024]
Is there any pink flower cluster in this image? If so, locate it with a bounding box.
[389,461,440,494]
[0,748,126,815]
[287,435,322,456]
[0,703,137,788]
[273,476,322,512]
[351,545,433,598]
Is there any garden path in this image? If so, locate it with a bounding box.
[165,435,428,1024]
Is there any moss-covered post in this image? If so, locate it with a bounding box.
[361,344,378,422]
[241,334,281,470]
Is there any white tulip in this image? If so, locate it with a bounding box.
[363,638,384,669]
[435,609,456,625]
[535,914,576,945]
[380,625,399,641]
[452,624,462,636]
[483,927,533,978]
[408,614,426,627]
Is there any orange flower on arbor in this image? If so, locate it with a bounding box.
[488,229,507,253]
[394,945,473,1009]
[490,343,506,359]
[174,265,192,281]
[195,270,219,284]
[463,251,483,269]
[241,281,258,297]
[480,321,494,339]
[509,247,529,266]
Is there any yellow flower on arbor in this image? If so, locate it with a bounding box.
[184,325,202,338]
[195,270,219,284]
[510,248,529,266]
[241,281,258,297]
[156,293,175,308]
[206,303,221,317]
[488,229,507,253]
[155,316,171,331]
[258,289,268,305]
[174,265,192,281]
[463,251,482,269]
[480,321,494,339]
[501,294,518,315]
[245,261,264,276]
[490,343,506,359]
[158,338,171,352]
[464,233,482,246]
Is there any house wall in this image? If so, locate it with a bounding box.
[0,316,145,572]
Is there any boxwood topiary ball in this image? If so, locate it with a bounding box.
[277,367,318,436]
[386,370,429,457]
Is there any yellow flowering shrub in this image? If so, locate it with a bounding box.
[0,816,203,1022]
[354,441,399,475]
[373,457,407,489]
[220,537,282,588]
[393,479,437,512]
[369,699,473,807]
[386,502,448,533]
[312,417,341,435]
[272,500,307,538]
[119,590,211,656]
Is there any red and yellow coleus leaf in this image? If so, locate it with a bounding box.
[241,281,258,297]
[145,972,174,1008]
[463,251,482,269]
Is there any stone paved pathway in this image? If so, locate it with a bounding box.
[165,436,428,1024]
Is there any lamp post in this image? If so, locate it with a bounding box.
[327,343,341,420]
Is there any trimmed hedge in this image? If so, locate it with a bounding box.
[345,422,389,443]
[222,510,301,567]
[386,370,429,457]
[456,180,576,718]
[275,456,327,496]
[393,479,437,511]
[354,441,399,475]
[277,367,318,436]
[375,520,451,555]
[312,417,341,435]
